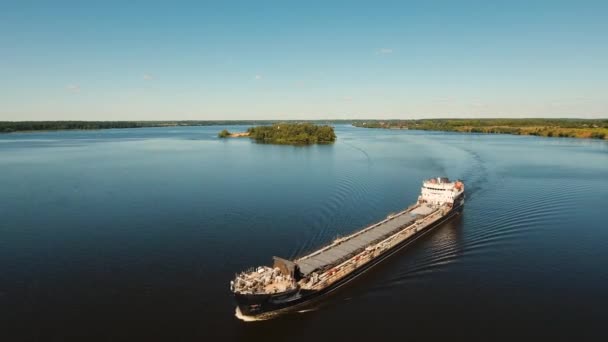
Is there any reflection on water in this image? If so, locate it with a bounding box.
[1,126,607,340]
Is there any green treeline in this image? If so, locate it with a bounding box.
[1,121,153,133]
[352,119,608,140]
[247,123,336,145]
[0,120,315,133]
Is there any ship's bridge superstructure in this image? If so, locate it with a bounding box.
[418,177,464,206]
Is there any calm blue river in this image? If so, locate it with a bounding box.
[1,125,607,340]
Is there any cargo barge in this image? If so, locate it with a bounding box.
[230,177,465,318]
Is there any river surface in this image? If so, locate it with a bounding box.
[1,125,607,341]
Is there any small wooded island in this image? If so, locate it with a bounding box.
[218,123,336,145]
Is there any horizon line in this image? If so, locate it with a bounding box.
[2,117,608,123]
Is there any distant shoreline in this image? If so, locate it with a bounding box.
[0,120,349,134]
[352,119,608,140]
[2,119,607,141]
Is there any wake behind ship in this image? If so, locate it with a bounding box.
[230,177,465,318]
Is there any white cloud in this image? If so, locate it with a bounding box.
[143,73,153,81]
[435,96,455,103]
[254,74,263,80]
[66,84,80,93]
[377,48,393,55]
[342,96,353,101]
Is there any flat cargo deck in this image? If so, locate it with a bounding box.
[295,205,437,276]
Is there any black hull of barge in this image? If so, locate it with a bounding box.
[235,205,463,317]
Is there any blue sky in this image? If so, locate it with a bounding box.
[1,1,607,120]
